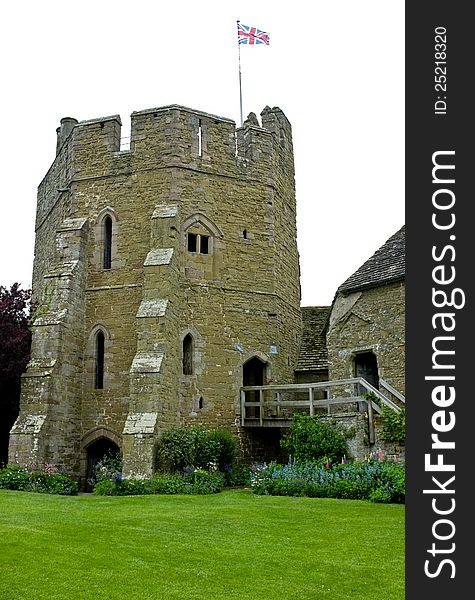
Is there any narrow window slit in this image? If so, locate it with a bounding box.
[183,334,193,375]
[187,233,197,252]
[198,119,203,157]
[200,235,209,255]
[95,331,105,389]
[103,215,112,269]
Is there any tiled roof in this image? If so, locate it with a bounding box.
[337,225,405,295]
[295,306,330,372]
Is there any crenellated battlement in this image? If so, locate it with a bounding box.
[46,104,293,180]
[36,104,295,251]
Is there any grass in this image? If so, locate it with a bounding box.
[0,489,404,600]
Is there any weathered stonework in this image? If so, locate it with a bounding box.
[9,105,302,483]
[327,281,405,394]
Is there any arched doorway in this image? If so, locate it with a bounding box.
[85,437,120,492]
[354,351,379,389]
[243,356,267,419]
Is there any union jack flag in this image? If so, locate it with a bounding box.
[237,22,270,45]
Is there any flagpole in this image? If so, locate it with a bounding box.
[237,20,243,126]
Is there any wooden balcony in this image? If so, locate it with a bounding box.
[240,377,404,443]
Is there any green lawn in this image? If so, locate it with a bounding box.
[0,489,404,600]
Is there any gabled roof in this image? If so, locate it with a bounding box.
[295,306,331,372]
[337,225,405,295]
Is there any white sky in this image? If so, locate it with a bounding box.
[0,0,404,307]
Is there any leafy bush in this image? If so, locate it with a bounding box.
[0,465,78,495]
[155,426,236,472]
[369,488,394,503]
[92,477,117,496]
[29,471,78,495]
[363,391,405,443]
[191,469,224,494]
[223,463,251,487]
[250,460,405,503]
[204,428,237,470]
[93,470,224,496]
[280,414,348,463]
[149,473,192,495]
[380,406,406,443]
[0,465,30,490]
[156,427,203,472]
[94,475,151,496]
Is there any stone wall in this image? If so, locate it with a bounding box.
[325,281,405,461]
[326,281,405,394]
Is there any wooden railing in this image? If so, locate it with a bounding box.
[380,378,406,404]
[240,377,405,443]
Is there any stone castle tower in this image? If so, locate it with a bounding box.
[9,104,302,483]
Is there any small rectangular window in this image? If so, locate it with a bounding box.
[200,235,209,254]
[187,233,197,252]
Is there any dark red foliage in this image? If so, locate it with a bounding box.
[0,283,32,465]
[0,283,32,380]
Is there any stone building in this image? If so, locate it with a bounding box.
[326,225,405,396]
[8,105,302,483]
[292,227,405,460]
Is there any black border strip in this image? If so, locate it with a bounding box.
[406,3,472,597]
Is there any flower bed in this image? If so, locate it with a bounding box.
[250,460,405,503]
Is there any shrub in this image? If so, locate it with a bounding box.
[0,465,78,495]
[223,463,251,487]
[149,473,192,495]
[380,406,406,443]
[0,465,30,491]
[204,428,237,470]
[155,427,197,472]
[92,470,224,496]
[190,469,224,494]
[369,488,394,503]
[93,477,118,496]
[29,471,78,495]
[280,414,348,463]
[155,426,236,472]
[363,391,406,443]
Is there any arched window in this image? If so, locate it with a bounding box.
[94,207,120,272]
[95,330,105,389]
[183,334,193,375]
[103,215,112,269]
[183,214,223,257]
